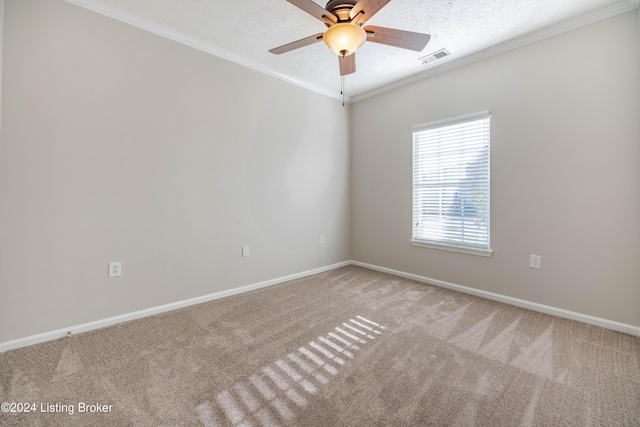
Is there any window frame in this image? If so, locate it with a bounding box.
[411,111,493,257]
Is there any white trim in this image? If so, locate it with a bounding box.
[351,1,639,103]
[0,261,350,353]
[63,0,349,103]
[63,0,636,105]
[410,240,493,257]
[351,261,640,337]
[2,259,638,352]
[413,110,491,131]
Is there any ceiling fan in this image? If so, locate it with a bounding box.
[269,0,431,76]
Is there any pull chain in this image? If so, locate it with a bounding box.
[341,76,345,107]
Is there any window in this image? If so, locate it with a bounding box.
[412,111,492,257]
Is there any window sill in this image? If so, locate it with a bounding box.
[411,239,493,257]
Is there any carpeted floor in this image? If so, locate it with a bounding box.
[1,266,639,426]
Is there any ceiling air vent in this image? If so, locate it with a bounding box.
[419,49,450,65]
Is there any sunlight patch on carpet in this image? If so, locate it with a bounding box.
[196,315,387,426]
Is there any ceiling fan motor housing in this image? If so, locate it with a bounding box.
[325,0,358,22]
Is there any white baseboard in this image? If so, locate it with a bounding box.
[2,259,637,353]
[0,261,351,353]
[351,261,640,337]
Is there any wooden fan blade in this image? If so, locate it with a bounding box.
[364,25,431,51]
[286,0,337,24]
[339,53,356,76]
[269,33,324,54]
[349,0,390,24]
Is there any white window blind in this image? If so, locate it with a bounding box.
[412,112,492,257]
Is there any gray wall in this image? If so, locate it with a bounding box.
[1,1,638,344]
[351,11,640,327]
[0,0,3,133]
[0,0,351,342]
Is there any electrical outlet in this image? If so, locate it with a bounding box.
[319,235,325,245]
[530,255,541,269]
[108,261,122,278]
[242,246,250,257]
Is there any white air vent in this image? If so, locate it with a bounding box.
[419,49,450,65]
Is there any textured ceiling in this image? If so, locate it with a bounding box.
[72,0,634,100]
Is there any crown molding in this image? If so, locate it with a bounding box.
[351,0,639,103]
[63,0,635,105]
[64,0,350,103]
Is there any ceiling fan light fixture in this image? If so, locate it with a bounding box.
[323,23,366,56]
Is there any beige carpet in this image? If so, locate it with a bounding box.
[1,266,639,426]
